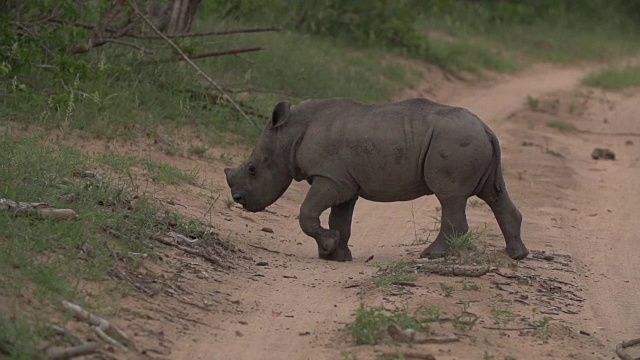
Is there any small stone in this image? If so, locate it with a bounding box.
[387,324,415,343]
[256,261,269,266]
[579,330,591,336]
[591,148,615,160]
[238,320,248,325]
[625,140,634,146]
[299,331,311,336]
[235,330,243,337]
[261,227,274,233]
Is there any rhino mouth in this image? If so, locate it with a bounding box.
[243,204,265,212]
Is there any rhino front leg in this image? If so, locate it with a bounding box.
[327,198,358,262]
[299,177,353,260]
[420,196,469,259]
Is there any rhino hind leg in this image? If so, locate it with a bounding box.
[420,196,469,259]
[477,178,529,260]
[299,177,355,261]
[326,198,358,261]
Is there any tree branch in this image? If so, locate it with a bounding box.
[124,0,257,127]
[127,26,282,39]
[160,46,265,62]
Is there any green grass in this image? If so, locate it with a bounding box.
[445,229,481,257]
[348,305,438,345]
[583,65,640,90]
[426,36,518,75]
[419,3,640,66]
[141,159,199,186]
[545,120,576,132]
[0,134,223,357]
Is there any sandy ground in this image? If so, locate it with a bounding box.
[68,63,640,359]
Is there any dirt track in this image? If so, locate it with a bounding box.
[102,64,640,359]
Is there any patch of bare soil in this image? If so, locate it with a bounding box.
[55,63,640,359]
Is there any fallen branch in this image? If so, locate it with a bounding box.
[414,334,460,344]
[414,260,492,277]
[60,301,135,352]
[161,46,266,63]
[615,337,640,360]
[0,198,77,220]
[124,0,257,128]
[47,342,101,360]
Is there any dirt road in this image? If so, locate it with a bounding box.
[132,63,640,359]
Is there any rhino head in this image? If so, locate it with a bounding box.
[224,102,295,212]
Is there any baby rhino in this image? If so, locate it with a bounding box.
[224,98,529,262]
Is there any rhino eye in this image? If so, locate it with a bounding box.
[248,165,257,176]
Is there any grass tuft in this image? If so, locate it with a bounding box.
[583,65,640,90]
[348,304,438,345]
[545,120,576,132]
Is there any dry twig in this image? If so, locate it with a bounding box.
[60,301,135,352]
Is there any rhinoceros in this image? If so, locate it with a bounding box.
[224,98,529,262]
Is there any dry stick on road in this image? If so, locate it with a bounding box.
[60,301,135,352]
[615,337,640,360]
[413,259,493,277]
[0,198,77,220]
[124,0,257,128]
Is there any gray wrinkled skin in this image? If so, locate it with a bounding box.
[225,98,529,262]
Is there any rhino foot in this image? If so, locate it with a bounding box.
[316,230,339,259]
[506,242,529,260]
[419,239,449,259]
[320,246,353,262]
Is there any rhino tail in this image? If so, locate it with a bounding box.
[485,127,505,194]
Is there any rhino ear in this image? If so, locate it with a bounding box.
[270,101,291,129]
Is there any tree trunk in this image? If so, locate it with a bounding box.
[162,0,201,34]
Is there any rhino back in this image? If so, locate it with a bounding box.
[295,98,493,202]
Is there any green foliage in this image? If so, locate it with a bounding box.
[419,0,640,65]
[298,1,428,55]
